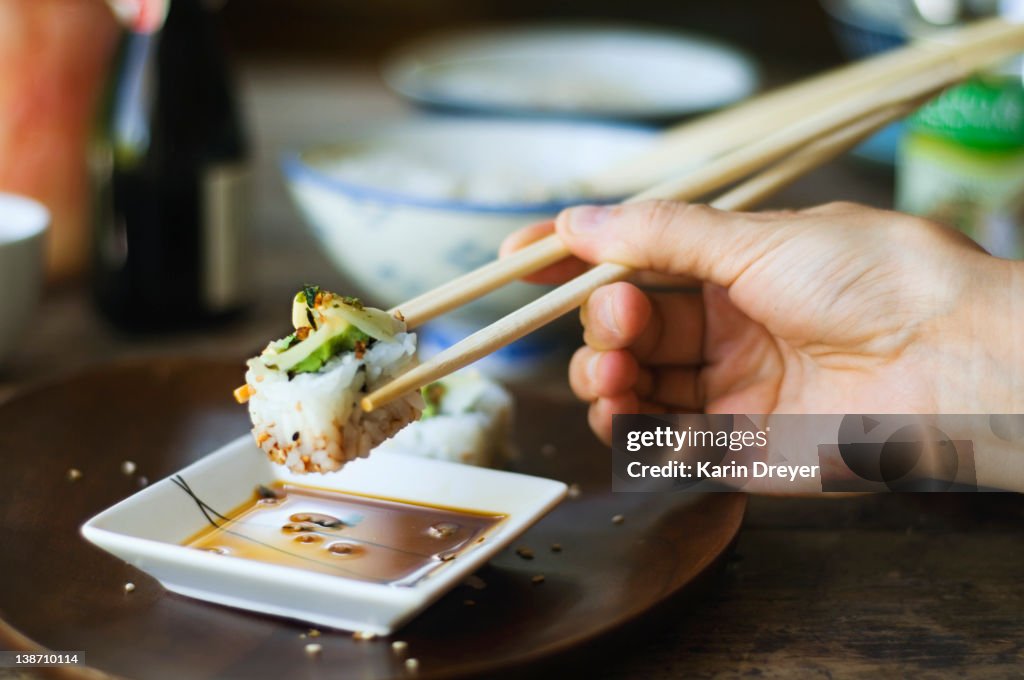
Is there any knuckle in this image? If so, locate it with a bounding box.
[811,200,862,215]
[568,348,594,399]
[753,208,801,221]
[632,200,699,269]
[891,213,986,254]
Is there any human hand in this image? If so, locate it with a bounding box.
[501,201,1022,444]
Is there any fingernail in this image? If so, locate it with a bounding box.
[566,205,611,233]
[598,293,620,334]
[586,353,601,384]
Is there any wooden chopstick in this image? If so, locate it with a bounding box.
[362,101,918,413]
[587,16,1024,194]
[392,61,960,330]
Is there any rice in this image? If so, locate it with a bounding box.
[323,150,589,205]
[239,288,424,474]
[373,371,514,468]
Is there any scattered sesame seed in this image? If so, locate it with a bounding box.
[405,658,419,673]
[352,630,376,641]
[532,575,545,584]
[138,476,149,488]
[305,643,322,657]
[567,483,581,499]
[463,599,476,606]
[612,514,625,525]
[540,443,558,457]
[67,468,82,481]
[439,553,456,562]
[515,546,534,560]
[121,460,137,475]
[308,629,320,638]
[550,543,562,553]
[391,640,408,655]
[299,633,306,639]
[124,582,135,593]
[463,575,487,590]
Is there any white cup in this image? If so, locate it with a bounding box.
[0,193,49,365]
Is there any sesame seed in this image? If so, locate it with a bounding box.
[121,460,137,475]
[124,582,135,593]
[405,658,419,673]
[352,630,376,641]
[463,575,487,590]
[515,546,534,560]
[463,599,476,606]
[532,575,545,584]
[540,443,557,457]
[305,643,322,656]
[67,468,82,481]
[391,640,408,655]
[551,543,562,552]
[567,483,581,499]
[308,629,320,638]
[138,476,149,488]
[612,514,625,525]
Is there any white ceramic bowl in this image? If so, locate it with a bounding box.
[383,24,758,120]
[0,193,48,365]
[82,436,566,634]
[281,118,657,324]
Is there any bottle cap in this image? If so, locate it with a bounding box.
[910,76,1024,151]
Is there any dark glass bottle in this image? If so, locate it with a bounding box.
[92,0,248,330]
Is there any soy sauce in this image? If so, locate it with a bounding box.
[184,483,505,586]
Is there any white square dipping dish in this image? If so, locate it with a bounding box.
[81,436,566,635]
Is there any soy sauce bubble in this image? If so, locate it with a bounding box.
[200,546,229,555]
[290,513,344,528]
[281,522,316,533]
[326,542,365,558]
[427,522,461,539]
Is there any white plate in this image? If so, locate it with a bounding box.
[81,436,566,635]
[383,24,758,119]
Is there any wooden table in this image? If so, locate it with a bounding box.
[2,64,1021,678]
[591,494,1024,678]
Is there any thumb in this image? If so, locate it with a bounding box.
[554,200,777,287]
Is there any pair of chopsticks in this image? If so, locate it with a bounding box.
[361,102,915,411]
[358,17,1024,412]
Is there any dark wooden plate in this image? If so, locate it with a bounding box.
[0,358,746,679]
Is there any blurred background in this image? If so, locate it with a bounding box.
[219,0,846,64]
[0,0,1019,394]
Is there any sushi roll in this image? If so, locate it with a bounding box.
[374,371,515,468]
[234,286,423,474]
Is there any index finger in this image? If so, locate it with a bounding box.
[500,219,701,288]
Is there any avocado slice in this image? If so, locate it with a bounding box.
[265,322,370,374]
[263,286,400,375]
[290,327,370,374]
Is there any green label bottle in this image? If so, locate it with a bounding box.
[896,74,1024,258]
